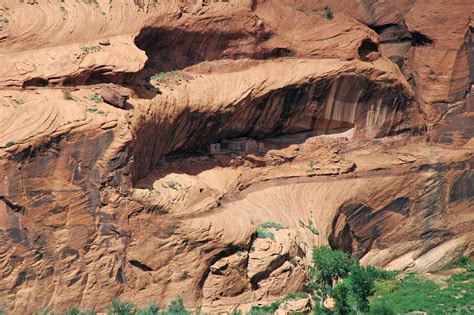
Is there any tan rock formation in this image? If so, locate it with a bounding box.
[0,0,472,313]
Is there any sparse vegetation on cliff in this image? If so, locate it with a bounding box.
[81,45,101,54]
[0,141,17,149]
[323,6,334,20]
[149,71,183,86]
[255,221,285,241]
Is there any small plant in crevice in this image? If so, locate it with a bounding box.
[296,7,307,14]
[254,221,285,242]
[149,71,183,86]
[163,181,181,190]
[81,45,101,54]
[299,215,319,235]
[81,0,99,5]
[322,5,334,20]
[14,98,25,105]
[260,221,285,230]
[255,227,275,241]
[0,141,17,149]
[88,93,103,103]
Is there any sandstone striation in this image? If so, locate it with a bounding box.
[0,0,472,313]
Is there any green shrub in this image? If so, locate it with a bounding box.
[65,307,96,315]
[367,303,395,315]
[1,141,17,149]
[260,221,285,230]
[89,93,103,103]
[323,6,334,20]
[299,218,319,235]
[136,301,159,315]
[14,99,25,105]
[163,181,181,190]
[373,279,400,296]
[81,45,101,54]
[149,71,183,86]
[332,281,356,314]
[108,298,136,315]
[296,7,307,14]
[284,292,308,300]
[250,293,308,314]
[249,300,282,314]
[166,297,189,315]
[448,255,473,269]
[255,227,275,241]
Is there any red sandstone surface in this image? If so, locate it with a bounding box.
[0,0,472,313]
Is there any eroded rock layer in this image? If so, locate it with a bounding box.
[0,0,472,313]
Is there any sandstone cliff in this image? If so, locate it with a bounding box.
[0,0,472,313]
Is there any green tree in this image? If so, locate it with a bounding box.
[108,298,137,315]
[308,246,352,308]
[347,263,375,312]
[166,297,189,315]
[332,281,355,315]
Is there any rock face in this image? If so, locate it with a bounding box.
[0,0,472,313]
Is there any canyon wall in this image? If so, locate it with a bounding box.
[0,0,472,313]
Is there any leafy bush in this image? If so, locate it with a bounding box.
[296,7,307,14]
[149,71,183,86]
[260,221,285,230]
[255,227,275,241]
[332,281,356,315]
[108,298,137,315]
[284,292,308,300]
[249,300,282,314]
[137,301,160,315]
[81,45,101,54]
[323,6,334,20]
[65,307,96,315]
[166,297,189,315]
[448,255,473,269]
[366,303,395,315]
[308,246,352,308]
[89,93,103,103]
[299,218,319,235]
[1,141,17,149]
[163,181,181,190]
[250,293,309,314]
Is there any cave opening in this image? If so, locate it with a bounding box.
[328,203,378,258]
[134,26,251,72]
[410,31,434,46]
[358,39,379,61]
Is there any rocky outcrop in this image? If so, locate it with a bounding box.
[0,0,472,313]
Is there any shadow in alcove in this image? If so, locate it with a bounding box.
[328,198,411,258]
[135,127,353,189]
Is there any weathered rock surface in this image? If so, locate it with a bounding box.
[0,0,472,313]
